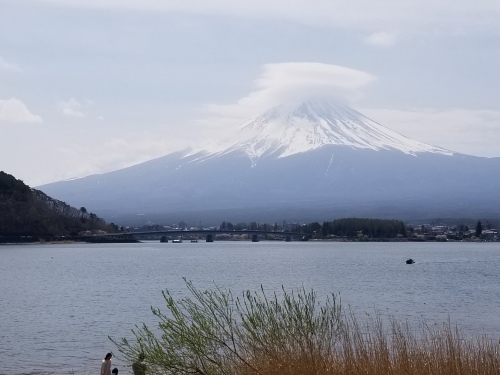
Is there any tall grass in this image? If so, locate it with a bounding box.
[111,280,499,375]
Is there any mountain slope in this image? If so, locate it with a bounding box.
[38,101,500,224]
[204,101,452,162]
[0,171,116,241]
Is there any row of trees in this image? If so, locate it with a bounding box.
[220,221,280,231]
[295,218,407,239]
[218,218,406,239]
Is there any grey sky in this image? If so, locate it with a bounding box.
[1,0,499,186]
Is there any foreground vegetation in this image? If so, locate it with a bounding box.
[111,281,499,375]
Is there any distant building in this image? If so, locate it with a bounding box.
[481,230,498,240]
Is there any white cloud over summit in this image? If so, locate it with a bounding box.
[203,62,376,123]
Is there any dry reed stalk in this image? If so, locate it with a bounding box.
[237,311,500,375]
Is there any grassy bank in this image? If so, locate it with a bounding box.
[111,280,499,375]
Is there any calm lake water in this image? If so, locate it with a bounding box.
[1,241,499,374]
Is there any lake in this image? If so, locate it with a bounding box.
[0,241,499,374]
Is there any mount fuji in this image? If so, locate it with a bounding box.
[39,101,500,224]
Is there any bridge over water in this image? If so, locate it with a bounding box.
[94,229,310,243]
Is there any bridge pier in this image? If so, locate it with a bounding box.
[160,236,168,243]
[206,234,214,242]
[251,234,259,242]
[285,236,292,242]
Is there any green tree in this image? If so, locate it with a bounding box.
[475,220,483,237]
[321,221,329,237]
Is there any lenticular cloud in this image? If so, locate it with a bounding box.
[204,62,377,123]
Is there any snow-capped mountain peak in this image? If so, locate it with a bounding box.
[204,100,452,161]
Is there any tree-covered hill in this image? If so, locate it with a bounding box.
[0,171,118,242]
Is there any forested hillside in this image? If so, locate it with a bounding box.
[0,171,118,242]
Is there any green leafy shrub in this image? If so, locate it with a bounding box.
[110,279,342,374]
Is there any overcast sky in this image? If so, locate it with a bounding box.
[1,0,500,186]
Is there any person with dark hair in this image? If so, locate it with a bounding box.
[111,368,118,375]
[100,353,112,375]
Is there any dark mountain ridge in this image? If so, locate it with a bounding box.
[0,171,117,241]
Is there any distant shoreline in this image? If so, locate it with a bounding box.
[0,236,139,245]
[1,237,496,245]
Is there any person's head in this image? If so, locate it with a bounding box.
[112,368,118,374]
[104,353,112,361]
[138,353,145,362]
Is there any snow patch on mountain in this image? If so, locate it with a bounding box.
[201,101,453,161]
